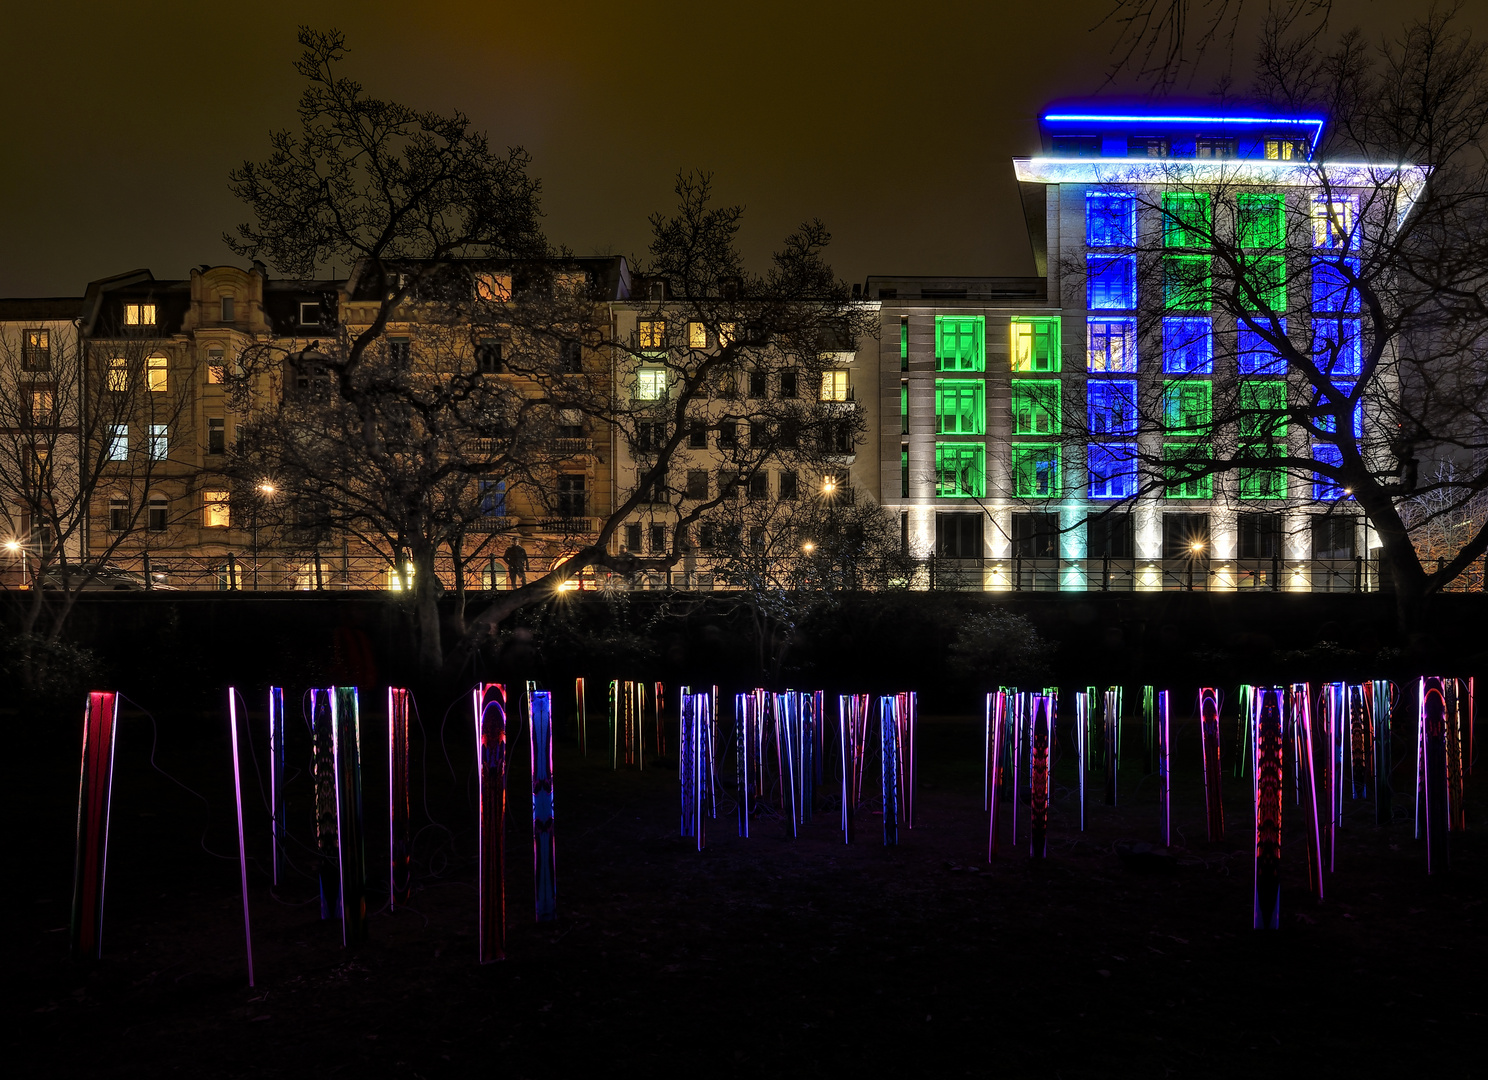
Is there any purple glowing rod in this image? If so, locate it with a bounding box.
[227,689,255,987]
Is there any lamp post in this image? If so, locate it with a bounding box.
[4,538,25,589]
[252,482,276,590]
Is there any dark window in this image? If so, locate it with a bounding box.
[1311,515,1357,559]
[822,420,854,454]
[147,498,168,532]
[1162,512,1211,559]
[779,470,798,500]
[649,523,667,553]
[556,475,585,518]
[1196,137,1237,159]
[624,523,642,551]
[208,418,225,456]
[935,512,983,558]
[718,421,737,449]
[748,370,767,398]
[1053,135,1100,157]
[749,526,766,551]
[109,498,129,532]
[1128,136,1168,157]
[560,340,583,373]
[220,296,235,322]
[1238,512,1284,558]
[1085,512,1134,557]
[749,420,770,448]
[778,418,800,449]
[636,421,664,453]
[389,337,411,363]
[479,477,506,517]
[719,471,740,499]
[780,371,798,399]
[299,301,321,326]
[558,417,585,440]
[636,475,665,504]
[476,339,502,374]
[688,420,708,449]
[748,473,769,500]
[685,470,709,500]
[1012,512,1060,559]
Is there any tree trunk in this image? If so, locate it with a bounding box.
[410,539,443,676]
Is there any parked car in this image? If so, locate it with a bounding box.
[41,563,179,591]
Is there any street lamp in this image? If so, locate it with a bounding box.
[4,538,25,588]
[252,480,276,590]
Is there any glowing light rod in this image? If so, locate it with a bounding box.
[388,688,411,911]
[1199,688,1225,841]
[530,690,556,921]
[227,689,256,984]
[1041,112,1326,149]
[70,691,120,960]
[475,683,508,961]
[309,690,339,921]
[1252,687,1286,930]
[331,687,367,947]
[268,687,286,887]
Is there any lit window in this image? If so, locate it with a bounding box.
[901,380,909,434]
[688,322,708,349]
[107,425,128,461]
[1086,193,1136,247]
[124,303,156,327]
[1163,444,1213,499]
[636,367,668,401]
[1087,318,1136,372]
[29,448,49,485]
[22,329,50,371]
[1163,192,1211,247]
[1162,318,1212,374]
[1087,443,1137,499]
[1010,318,1060,372]
[203,490,230,527]
[475,272,512,302]
[936,316,985,372]
[1164,254,1212,310]
[935,442,986,498]
[1010,444,1060,498]
[1236,193,1285,249]
[29,388,54,426]
[1311,381,1363,435]
[107,356,129,392]
[820,370,850,402]
[1266,139,1307,160]
[478,478,506,518]
[1088,380,1137,435]
[638,320,666,349]
[148,424,168,461]
[1239,254,1286,311]
[1087,255,1136,310]
[1312,443,1349,500]
[1312,195,1357,249]
[207,348,225,384]
[1163,381,1213,434]
[899,317,909,368]
[935,380,984,435]
[1239,445,1287,500]
[1238,324,1287,374]
[1312,257,1361,313]
[1012,380,1061,435]
[719,322,737,347]
[1239,380,1287,438]
[1312,319,1363,376]
[386,563,416,591]
[147,353,168,392]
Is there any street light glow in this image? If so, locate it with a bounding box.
[4,539,19,552]
[802,541,816,554]
[258,482,276,496]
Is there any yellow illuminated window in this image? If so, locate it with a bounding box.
[474,272,512,302]
[1312,196,1356,249]
[638,320,666,349]
[147,353,168,392]
[29,389,53,425]
[207,348,224,384]
[107,356,128,392]
[386,563,415,591]
[203,490,230,528]
[820,370,850,402]
[688,322,708,348]
[1266,139,1306,160]
[1011,319,1060,372]
[124,303,155,326]
[719,322,736,346]
[636,367,667,401]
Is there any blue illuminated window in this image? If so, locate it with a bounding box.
[1087,443,1138,499]
[1312,443,1349,500]
[1313,318,1362,376]
[1086,193,1136,247]
[1313,381,1364,435]
[1163,317,1212,374]
[1238,323,1287,374]
[1088,380,1138,435]
[1312,257,1361,312]
[1087,318,1136,372]
[1087,255,1136,310]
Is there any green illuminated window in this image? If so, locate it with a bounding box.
[900,379,909,434]
[936,379,985,435]
[935,316,984,372]
[1163,443,1213,499]
[1011,379,1060,435]
[1162,380,1212,434]
[900,317,909,370]
[1011,318,1061,372]
[1239,253,1286,310]
[1164,255,1212,310]
[1011,444,1061,498]
[1163,192,1211,247]
[1237,193,1285,248]
[901,444,910,498]
[1238,443,1286,499]
[936,442,985,498]
[1239,380,1287,438]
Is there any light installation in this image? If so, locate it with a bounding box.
[1041,111,1328,150]
[896,692,918,829]
[331,687,367,947]
[1445,679,1466,831]
[1417,677,1451,874]
[1320,682,1346,870]
[654,681,666,757]
[574,678,588,757]
[984,690,1007,859]
[1029,693,1054,859]
[1198,687,1224,841]
[1252,687,1286,930]
[227,690,256,984]
[474,682,508,961]
[268,686,286,886]
[1369,680,1396,825]
[1290,683,1325,899]
[678,688,716,851]
[609,679,645,769]
[1234,684,1253,778]
[1142,685,1157,775]
[1103,686,1122,805]
[529,690,556,921]
[309,689,339,920]
[1074,690,1091,830]
[388,688,411,911]
[1347,683,1372,800]
[773,691,815,836]
[880,695,900,846]
[839,693,871,844]
[1156,690,1172,847]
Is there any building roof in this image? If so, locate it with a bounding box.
[863,276,1048,303]
[0,297,84,322]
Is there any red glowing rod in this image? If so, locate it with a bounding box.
[475,683,508,961]
[227,689,256,984]
[70,691,120,961]
[1198,687,1224,841]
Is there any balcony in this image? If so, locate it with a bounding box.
[535,515,598,537]
[554,437,594,455]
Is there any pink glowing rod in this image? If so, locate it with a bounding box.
[894,692,918,829]
[69,692,119,960]
[1320,682,1346,870]
[1198,687,1224,841]
[575,678,588,757]
[1252,687,1286,930]
[1445,679,1466,831]
[530,690,556,920]
[1418,677,1451,874]
[1290,683,1325,899]
[654,680,666,756]
[735,692,752,837]
[1009,691,1024,846]
[1028,693,1053,859]
[227,689,256,985]
[268,687,286,886]
[474,683,508,962]
[985,690,1007,860]
[388,688,411,912]
[1156,690,1172,848]
[838,694,855,844]
[1074,691,1090,831]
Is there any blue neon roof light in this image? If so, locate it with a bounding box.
[1043,112,1327,150]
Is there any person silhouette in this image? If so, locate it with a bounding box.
[504,541,528,588]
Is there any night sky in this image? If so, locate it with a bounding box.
[0,0,1471,297]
